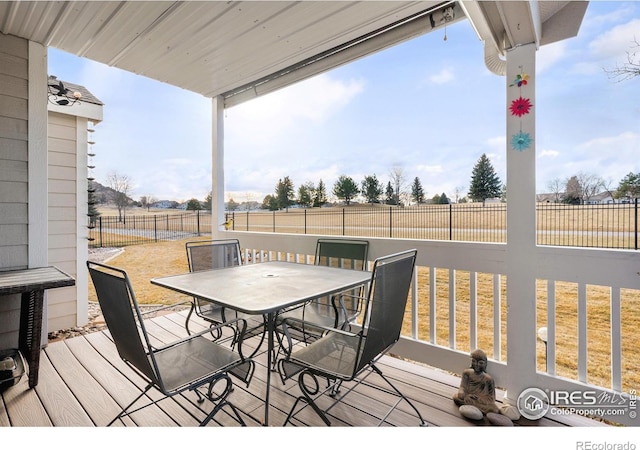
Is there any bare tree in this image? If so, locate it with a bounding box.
[389,166,406,206]
[546,178,564,203]
[576,171,605,204]
[604,38,640,82]
[107,171,133,222]
[454,185,465,203]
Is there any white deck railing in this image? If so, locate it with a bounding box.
[222,230,640,426]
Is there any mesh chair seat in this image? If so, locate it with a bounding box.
[153,336,242,392]
[281,249,428,427]
[185,239,267,357]
[288,332,362,379]
[277,239,368,355]
[87,260,254,427]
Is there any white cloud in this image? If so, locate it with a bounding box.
[428,67,454,84]
[416,164,443,174]
[225,73,364,145]
[538,149,560,159]
[537,41,567,73]
[589,18,640,60]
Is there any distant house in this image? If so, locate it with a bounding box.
[587,192,615,205]
[152,200,179,209]
[536,193,564,203]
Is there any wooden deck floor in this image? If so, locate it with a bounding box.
[1,310,607,428]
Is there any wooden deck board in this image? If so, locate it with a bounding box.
[1,311,610,428]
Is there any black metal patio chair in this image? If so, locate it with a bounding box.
[276,238,369,361]
[184,239,266,358]
[87,260,255,427]
[280,249,428,427]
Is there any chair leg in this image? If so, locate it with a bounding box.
[199,373,246,427]
[107,383,154,426]
[371,364,428,426]
[284,370,332,426]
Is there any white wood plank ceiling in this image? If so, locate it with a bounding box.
[0,1,587,107]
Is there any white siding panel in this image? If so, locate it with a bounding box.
[49,164,76,180]
[0,181,27,202]
[49,206,75,221]
[0,72,28,98]
[49,247,76,262]
[0,137,27,161]
[48,233,76,249]
[0,224,28,246]
[0,159,27,182]
[0,116,27,140]
[47,109,83,331]
[48,122,76,141]
[49,150,76,167]
[48,192,75,208]
[0,93,27,119]
[48,178,76,194]
[0,246,27,268]
[0,203,27,224]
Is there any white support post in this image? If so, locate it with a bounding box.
[504,43,538,404]
[28,42,49,347]
[28,42,48,268]
[211,95,225,238]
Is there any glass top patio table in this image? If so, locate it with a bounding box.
[151,260,371,425]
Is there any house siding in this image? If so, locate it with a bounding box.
[47,112,81,331]
[0,33,28,349]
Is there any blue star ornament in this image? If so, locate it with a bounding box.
[511,131,532,151]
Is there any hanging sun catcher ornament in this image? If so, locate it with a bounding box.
[509,66,533,152]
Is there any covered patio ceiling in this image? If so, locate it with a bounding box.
[0,1,587,107]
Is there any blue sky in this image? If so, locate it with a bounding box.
[48,1,640,204]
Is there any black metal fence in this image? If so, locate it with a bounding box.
[90,200,640,250]
[89,211,211,248]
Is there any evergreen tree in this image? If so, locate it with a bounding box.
[262,194,278,211]
[87,181,100,226]
[361,174,383,204]
[385,181,396,205]
[468,154,502,205]
[186,198,202,210]
[314,179,327,207]
[411,177,425,204]
[616,172,640,201]
[203,191,212,210]
[275,176,294,210]
[333,175,360,205]
[564,176,582,204]
[297,182,313,207]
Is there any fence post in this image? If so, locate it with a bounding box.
[633,197,638,250]
[343,208,346,236]
[99,216,103,248]
[449,203,453,241]
[389,207,392,238]
[304,209,307,234]
[273,211,276,232]
[154,215,158,242]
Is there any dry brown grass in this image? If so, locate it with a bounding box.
[89,236,640,393]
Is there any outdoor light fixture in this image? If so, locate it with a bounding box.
[47,77,81,106]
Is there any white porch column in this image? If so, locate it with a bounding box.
[504,43,537,404]
[28,42,49,347]
[211,95,224,238]
[28,41,48,268]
